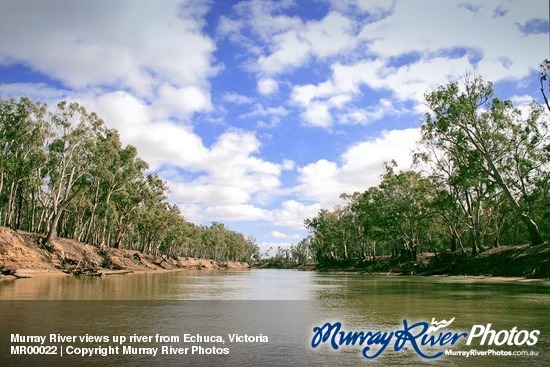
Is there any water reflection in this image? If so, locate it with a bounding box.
[1,270,548,366]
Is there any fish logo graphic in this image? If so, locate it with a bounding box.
[427,317,455,333]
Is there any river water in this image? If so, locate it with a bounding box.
[1,269,548,366]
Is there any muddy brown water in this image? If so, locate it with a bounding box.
[1,270,548,366]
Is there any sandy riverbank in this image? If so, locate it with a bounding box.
[0,227,249,278]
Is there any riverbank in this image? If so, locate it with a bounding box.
[313,242,550,278]
[3,225,548,280]
[0,227,249,278]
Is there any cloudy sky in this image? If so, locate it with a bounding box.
[0,0,548,253]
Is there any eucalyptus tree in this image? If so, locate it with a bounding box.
[304,209,338,263]
[0,97,49,230]
[304,209,330,263]
[110,160,148,249]
[152,203,186,256]
[136,173,170,254]
[0,94,262,263]
[322,205,352,261]
[421,76,548,246]
[176,221,202,257]
[42,102,105,246]
[93,133,149,247]
[243,235,260,262]
[290,236,312,264]
[346,187,389,260]
[415,137,497,254]
[429,187,469,252]
[208,221,228,260]
[375,164,441,261]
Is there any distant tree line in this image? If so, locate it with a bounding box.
[304,76,549,265]
[261,240,312,267]
[0,97,259,262]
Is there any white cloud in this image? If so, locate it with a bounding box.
[270,200,322,230]
[257,77,279,95]
[155,85,212,117]
[269,231,300,239]
[509,94,540,117]
[256,11,359,75]
[290,60,402,127]
[269,231,287,239]
[178,203,202,223]
[0,83,71,105]
[359,0,546,81]
[296,159,341,203]
[179,199,319,233]
[292,80,336,107]
[221,3,362,75]
[338,99,402,124]
[204,205,271,222]
[281,159,296,170]
[261,0,545,128]
[80,92,290,220]
[177,198,321,232]
[510,94,537,106]
[290,56,471,127]
[61,114,417,232]
[377,56,472,102]
[228,0,301,43]
[296,128,420,206]
[243,103,289,118]
[233,0,546,91]
[164,130,288,209]
[328,0,395,18]
[257,31,310,74]
[242,103,289,128]
[302,103,333,128]
[79,124,420,231]
[0,0,217,96]
[222,92,253,104]
[339,128,420,185]
[82,91,208,170]
[0,0,219,139]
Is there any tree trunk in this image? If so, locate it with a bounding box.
[411,246,417,262]
[44,209,64,246]
[15,183,23,230]
[30,190,37,232]
[485,155,543,246]
[85,181,100,245]
[522,215,544,246]
[5,180,17,227]
[450,235,457,252]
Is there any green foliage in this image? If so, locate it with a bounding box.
[422,75,547,247]
[304,75,549,264]
[0,96,258,262]
[262,237,312,267]
[305,165,445,263]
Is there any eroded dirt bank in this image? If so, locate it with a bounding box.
[0,227,249,278]
[313,242,550,279]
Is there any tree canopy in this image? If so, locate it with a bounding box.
[0,97,259,262]
[303,76,549,265]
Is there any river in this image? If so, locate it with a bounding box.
[1,269,548,366]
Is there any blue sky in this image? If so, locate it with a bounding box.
[0,0,548,254]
